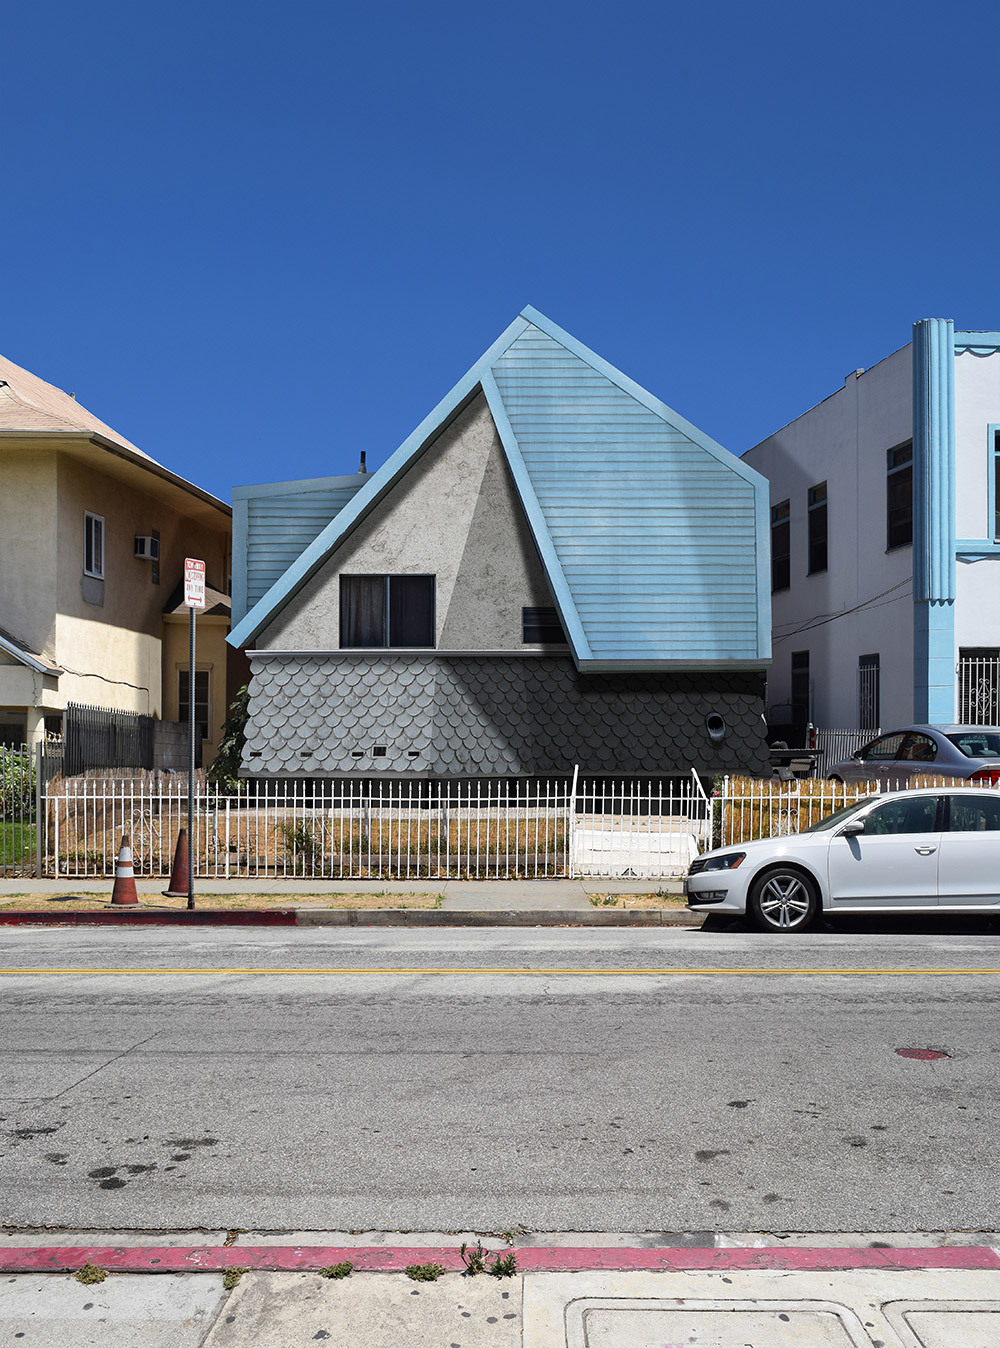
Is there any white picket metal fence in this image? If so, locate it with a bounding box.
[39,771,714,881]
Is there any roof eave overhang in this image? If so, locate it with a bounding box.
[0,633,61,676]
[0,430,231,522]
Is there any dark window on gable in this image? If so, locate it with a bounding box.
[771,500,790,592]
[994,430,1000,541]
[807,481,827,574]
[522,607,565,643]
[340,575,435,648]
[887,440,913,550]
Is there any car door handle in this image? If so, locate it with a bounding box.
[914,846,937,855]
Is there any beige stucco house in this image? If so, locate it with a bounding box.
[0,350,237,766]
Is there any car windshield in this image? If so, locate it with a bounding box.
[946,732,1000,760]
[801,797,877,832]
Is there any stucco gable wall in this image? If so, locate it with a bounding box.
[258,392,559,652]
[0,448,58,658]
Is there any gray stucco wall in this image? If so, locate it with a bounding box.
[242,654,770,778]
[258,393,562,653]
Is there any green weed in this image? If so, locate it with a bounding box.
[222,1267,249,1290]
[73,1263,107,1285]
[319,1262,354,1279]
[405,1262,444,1282]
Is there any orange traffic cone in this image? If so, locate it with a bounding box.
[162,829,189,898]
[110,835,139,906]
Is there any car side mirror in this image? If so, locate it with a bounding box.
[840,819,866,836]
[852,751,864,762]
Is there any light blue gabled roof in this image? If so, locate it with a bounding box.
[228,307,771,668]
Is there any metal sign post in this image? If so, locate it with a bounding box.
[183,558,206,910]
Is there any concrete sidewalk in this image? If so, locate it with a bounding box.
[0,877,684,908]
[2,1239,1000,1346]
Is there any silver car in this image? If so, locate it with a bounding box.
[827,725,1000,786]
[685,787,1000,932]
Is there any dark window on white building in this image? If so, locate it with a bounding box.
[340,575,435,648]
[807,481,827,574]
[886,441,913,550]
[791,650,810,723]
[771,500,790,592]
[858,653,880,729]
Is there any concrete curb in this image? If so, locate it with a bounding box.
[0,908,700,928]
[1,1244,998,1274]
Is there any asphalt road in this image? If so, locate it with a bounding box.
[2,923,999,1234]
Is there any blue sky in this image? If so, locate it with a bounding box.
[4,1,998,500]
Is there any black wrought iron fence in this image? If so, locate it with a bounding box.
[63,703,154,777]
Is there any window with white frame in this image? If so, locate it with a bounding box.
[178,669,211,742]
[84,512,105,578]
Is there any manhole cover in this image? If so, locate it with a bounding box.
[896,1047,950,1060]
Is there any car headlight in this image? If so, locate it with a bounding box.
[693,852,746,873]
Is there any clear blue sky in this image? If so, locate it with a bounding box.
[5,1,998,501]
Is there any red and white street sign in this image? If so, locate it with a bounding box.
[183,558,206,609]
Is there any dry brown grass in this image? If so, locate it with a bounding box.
[721,773,970,843]
[0,891,445,913]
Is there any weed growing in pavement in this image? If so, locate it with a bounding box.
[319,1262,354,1279]
[487,1251,518,1278]
[460,1241,488,1275]
[589,894,619,907]
[405,1262,444,1282]
[222,1267,249,1290]
[74,1263,107,1285]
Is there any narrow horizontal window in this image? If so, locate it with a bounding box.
[522,606,565,643]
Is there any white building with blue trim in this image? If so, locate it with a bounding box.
[745,319,1000,732]
[227,308,772,779]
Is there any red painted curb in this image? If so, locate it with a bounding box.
[0,910,298,926]
[1,1245,998,1275]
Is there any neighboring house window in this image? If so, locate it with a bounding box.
[858,653,880,730]
[958,647,1000,725]
[178,669,211,742]
[993,429,1000,541]
[886,441,913,549]
[807,481,827,574]
[522,607,565,643]
[84,512,105,578]
[791,650,810,722]
[339,575,435,648]
[771,500,790,592]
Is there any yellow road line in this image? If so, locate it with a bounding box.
[0,966,997,976]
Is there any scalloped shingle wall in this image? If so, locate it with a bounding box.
[242,655,769,777]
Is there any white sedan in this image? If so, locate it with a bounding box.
[685,787,1000,932]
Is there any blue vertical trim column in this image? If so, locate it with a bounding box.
[912,318,956,723]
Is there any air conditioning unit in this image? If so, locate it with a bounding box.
[134,535,160,561]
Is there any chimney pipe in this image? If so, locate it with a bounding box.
[359,451,367,474]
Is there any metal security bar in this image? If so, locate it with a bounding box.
[63,703,155,777]
[958,655,1000,725]
[812,728,881,778]
[39,774,713,880]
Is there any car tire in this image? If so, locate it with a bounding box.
[748,866,819,933]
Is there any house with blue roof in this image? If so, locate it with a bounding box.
[227,308,772,778]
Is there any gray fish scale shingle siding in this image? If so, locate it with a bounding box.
[242,655,769,777]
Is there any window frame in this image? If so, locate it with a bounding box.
[807,481,827,575]
[339,574,436,650]
[988,425,1000,543]
[84,511,105,579]
[770,499,790,592]
[177,667,211,743]
[886,440,913,551]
